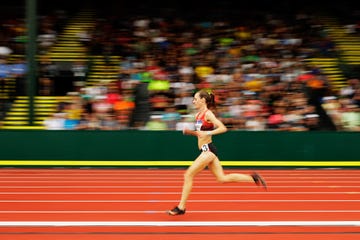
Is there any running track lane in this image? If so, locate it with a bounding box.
[0,168,359,240]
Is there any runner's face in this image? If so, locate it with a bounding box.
[192,93,204,109]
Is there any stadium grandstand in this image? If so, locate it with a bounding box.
[0,0,359,131]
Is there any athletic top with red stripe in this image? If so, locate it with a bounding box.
[195,110,214,131]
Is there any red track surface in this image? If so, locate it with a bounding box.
[0,168,359,240]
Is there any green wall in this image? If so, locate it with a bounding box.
[0,130,359,167]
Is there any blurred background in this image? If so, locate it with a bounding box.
[0,0,359,131]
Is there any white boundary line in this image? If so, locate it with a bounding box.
[0,221,359,227]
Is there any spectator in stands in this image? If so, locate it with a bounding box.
[245,115,267,131]
[0,58,10,92]
[303,113,321,131]
[99,113,121,130]
[9,58,27,96]
[43,113,66,130]
[340,79,359,99]
[162,106,182,130]
[145,115,168,130]
[71,60,88,92]
[38,76,54,96]
[340,102,360,131]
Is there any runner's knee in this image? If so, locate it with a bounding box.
[215,175,226,183]
[184,170,195,180]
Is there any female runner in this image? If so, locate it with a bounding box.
[168,89,267,216]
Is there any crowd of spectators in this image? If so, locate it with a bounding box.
[1,1,360,131]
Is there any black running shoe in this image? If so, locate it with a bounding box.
[252,172,267,190]
[167,206,186,216]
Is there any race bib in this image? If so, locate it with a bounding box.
[201,144,209,152]
[195,120,203,131]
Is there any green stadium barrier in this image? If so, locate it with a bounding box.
[0,130,359,167]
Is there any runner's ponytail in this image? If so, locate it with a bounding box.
[198,89,216,110]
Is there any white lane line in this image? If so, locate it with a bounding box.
[1,180,360,184]
[0,191,359,194]
[0,221,359,226]
[0,170,358,174]
[1,176,360,180]
[0,210,359,213]
[1,199,359,203]
[0,185,358,188]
